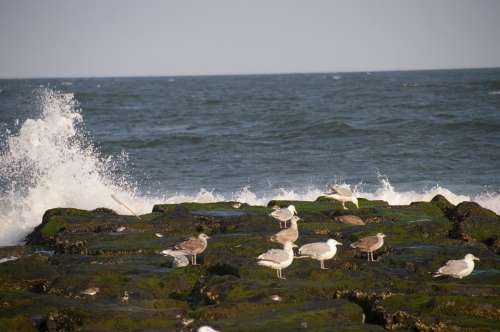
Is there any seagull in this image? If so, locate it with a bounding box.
[155,233,164,238]
[232,203,242,209]
[433,253,480,279]
[81,287,99,296]
[269,205,298,228]
[198,326,220,332]
[298,239,343,269]
[270,216,300,245]
[160,249,190,267]
[324,185,359,209]
[350,233,386,262]
[257,242,297,279]
[174,233,210,265]
[116,226,126,232]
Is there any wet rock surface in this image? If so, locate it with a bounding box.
[1,196,499,331]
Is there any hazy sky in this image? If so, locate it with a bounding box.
[1,0,499,78]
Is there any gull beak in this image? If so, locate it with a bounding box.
[206,236,211,239]
[474,257,480,261]
[337,242,343,246]
[292,244,298,248]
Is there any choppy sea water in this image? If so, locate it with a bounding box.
[1,68,500,245]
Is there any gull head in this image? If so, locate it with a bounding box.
[465,253,480,261]
[376,233,386,238]
[290,216,301,223]
[288,205,298,215]
[199,233,211,240]
[327,239,343,246]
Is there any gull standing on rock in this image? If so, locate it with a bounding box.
[324,185,359,209]
[298,239,343,269]
[270,205,298,228]
[270,216,301,245]
[198,326,220,332]
[257,242,297,279]
[433,254,480,279]
[350,233,386,262]
[174,233,210,265]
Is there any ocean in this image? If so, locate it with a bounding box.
[1,68,499,245]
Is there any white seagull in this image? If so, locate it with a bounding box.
[298,239,343,269]
[257,242,297,279]
[198,326,220,332]
[269,205,298,228]
[160,249,190,267]
[324,185,359,209]
[433,253,480,279]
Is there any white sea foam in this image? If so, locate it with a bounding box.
[488,91,500,95]
[0,88,499,246]
[0,89,158,245]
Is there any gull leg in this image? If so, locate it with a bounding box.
[342,201,346,209]
[366,252,370,261]
[193,254,198,265]
[320,260,328,270]
[276,269,280,279]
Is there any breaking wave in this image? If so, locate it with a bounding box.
[0,88,499,246]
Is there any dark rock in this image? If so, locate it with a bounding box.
[430,195,455,217]
[334,215,366,225]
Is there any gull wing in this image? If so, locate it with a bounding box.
[175,237,202,252]
[258,249,289,263]
[328,186,353,197]
[270,208,292,220]
[438,259,468,275]
[299,242,329,256]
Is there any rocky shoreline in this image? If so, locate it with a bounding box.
[0,195,499,331]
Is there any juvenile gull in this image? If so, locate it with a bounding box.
[270,205,298,228]
[433,253,479,279]
[270,216,301,245]
[350,233,386,262]
[160,249,190,267]
[298,239,343,269]
[257,242,297,279]
[324,185,359,209]
[174,233,210,265]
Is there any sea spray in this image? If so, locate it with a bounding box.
[0,89,157,245]
[1,89,499,246]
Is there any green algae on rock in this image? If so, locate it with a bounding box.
[1,196,499,331]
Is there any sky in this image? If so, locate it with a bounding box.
[1,0,500,78]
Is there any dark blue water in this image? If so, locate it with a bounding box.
[1,69,500,245]
[2,69,499,194]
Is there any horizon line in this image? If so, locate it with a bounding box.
[1,65,499,80]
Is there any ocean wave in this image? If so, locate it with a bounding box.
[0,88,499,246]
